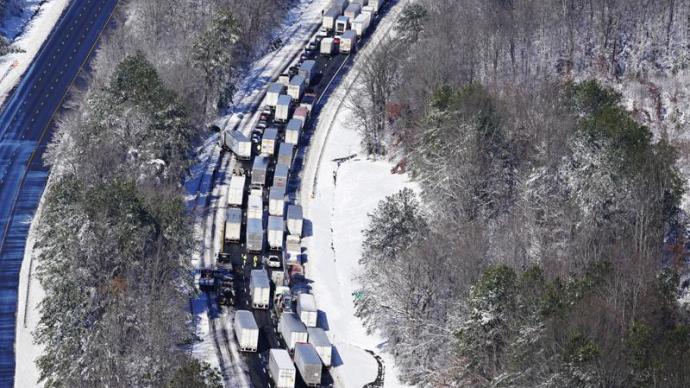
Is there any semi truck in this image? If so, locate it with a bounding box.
[269,349,296,388]
[261,127,279,156]
[278,312,309,352]
[296,293,318,327]
[266,83,285,107]
[246,218,264,253]
[322,6,339,31]
[285,119,302,145]
[247,189,263,220]
[222,130,252,160]
[233,310,259,352]
[293,106,309,127]
[273,163,289,189]
[269,186,286,217]
[344,3,361,18]
[268,216,285,251]
[329,0,348,14]
[294,343,323,387]
[250,269,271,309]
[225,207,242,242]
[286,234,302,261]
[227,174,246,207]
[352,13,371,36]
[278,143,295,167]
[275,94,292,122]
[307,327,333,367]
[299,60,316,85]
[340,30,357,53]
[287,205,303,237]
[335,16,349,35]
[288,75,306,100]
[251,155,269,188]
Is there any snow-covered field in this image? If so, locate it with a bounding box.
[0,0,70,105]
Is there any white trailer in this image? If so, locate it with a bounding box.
[322,6,339,31]
[269,349,296,388]
[246,218,264,253]
[223,130,252,160]
[251,156,269,188]
[352,13,371,36]
[369,0,382,13]
[269,186,286,217]
[250,269,271,309]
[266,83,285,107]
[225,207,242,242]
[286,234,301,262]
[233,310,259,352]
[294,343,323,387]
[288,75,306,101]
[278,143,294,167]
[344,3,361,18]
[335,16,349,35]
[362,5,375,18]
[297,293,318,327]
[227,174,246,207]
[285,119,302,145]
[320,37,335,55]
[273,164,289,189]
[299,60,317,85]
[307,327,333,367]
[279,312,309,352]
[287,205,303,237]
[268,216,284,250]
[247,190,263,220]
[275,94,292,122]
[293,106,309,127]
[340,30,357,53]
[261,127,279,156]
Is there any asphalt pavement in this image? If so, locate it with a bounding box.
[0,0,118,385]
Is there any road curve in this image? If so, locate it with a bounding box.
[0,0,118,385]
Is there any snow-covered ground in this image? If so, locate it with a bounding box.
[0,0,70,105]
[296,2,417,386]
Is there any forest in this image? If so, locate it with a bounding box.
[33,0,288,386]
[355,1,690,387]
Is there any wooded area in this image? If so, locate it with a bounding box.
[356,2,690,387]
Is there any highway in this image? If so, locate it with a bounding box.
[0,0,118,385]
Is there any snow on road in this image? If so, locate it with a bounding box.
[297,3,417,386]
[0,0,71,106]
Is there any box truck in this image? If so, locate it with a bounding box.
[322,6,339,31]
[250,269,271,309]
[279,312,309,352]
[307,327,333,367]
[340,30,357,53]
[288,75,306,101]
[268,216,284,250]
[294,343,323,387]
[266,83,285,107]
[269,349,296,388]
[233,310,259,352]
[278,143,294,167]
[261,127,279,156]
[225,207,242,242]
[297,293,318,327]
[352,13,371,36]
[320,37,335,55]
[251,156,269,188]
[222,130,252,160]
[246,218,264,253]
[227,174,246,207]
[275,94,292,122]
[269,186,286,217]
[299,60,316,85]
[287,205,303,237]
[273,163,289,189]
[285,119,302,145]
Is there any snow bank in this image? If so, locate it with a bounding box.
[0,0,70,106]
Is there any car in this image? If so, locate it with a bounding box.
[307,41,319,50]
[288,66,299,77]
[199,269,215,291]
[333,37,341,45]
[259,112,271,121]
[208,124,221,132]
[251,132,262,144]
[316,27,328,38]
[265,254,282,268]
